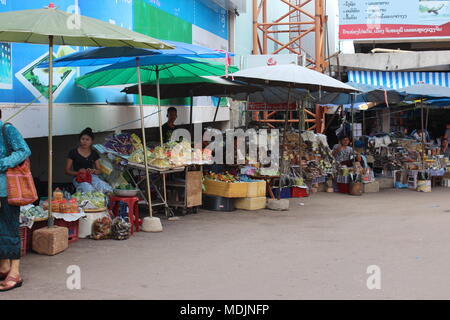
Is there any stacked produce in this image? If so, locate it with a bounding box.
[129,140,206,169]
[204,172,261,183]
[73,191,107,210]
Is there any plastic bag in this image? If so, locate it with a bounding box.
[111,217,131,240]
[91,216,112,240]
[99,158,113,176]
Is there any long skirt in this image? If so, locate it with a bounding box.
[73,174,113,194]
[0,197,21,260]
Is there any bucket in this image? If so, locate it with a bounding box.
[349,182,363,196]
[79,211,108,238]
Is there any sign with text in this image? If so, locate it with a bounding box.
[339,0,450,40]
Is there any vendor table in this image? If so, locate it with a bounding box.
[248,175,279,199]
[166,165,203,215]
[124,161,185,217]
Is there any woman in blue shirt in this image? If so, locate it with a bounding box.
[0,115,31,292]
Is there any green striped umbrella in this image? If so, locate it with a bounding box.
[76,61,238,89]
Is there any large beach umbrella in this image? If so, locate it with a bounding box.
[231,65,358,93]
[40,40,232,68]
[0,3,173,226]
[76,58,237,215]
[40,42,231,220]
[122,76,263,122]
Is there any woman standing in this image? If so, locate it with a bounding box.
[65,128,112,194]
[0,113,31,292]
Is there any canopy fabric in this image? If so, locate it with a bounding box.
[122,76,262,99]
[316,85,405,105]
[402,84,450,99]
[230,64,359,93]
[76,59,238,89]
[232,86,308,104]
[348,70,450,90]
[150,40,234,58]
[39,47,160,68]
[0,7,173,49]
[40,40,232,68]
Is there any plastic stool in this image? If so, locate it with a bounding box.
[108,196,141,234]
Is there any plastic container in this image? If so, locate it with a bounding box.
[202,194,235,212]
[113,189,139,197]
[79,211,109,238]
[291,187,308,198]
[272,187,291,199]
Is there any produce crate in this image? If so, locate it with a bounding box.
[54,219,79,244]
[291,187,309,198]
[272,187,291,199]
[203,180,248,198]
[234,197,267,210]
[19,226,28,257]
[246,180,266,198]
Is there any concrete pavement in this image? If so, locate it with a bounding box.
[3,188,450,300]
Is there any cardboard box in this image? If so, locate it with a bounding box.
[246,180,266,197]
[204,180,266,198]
[204,180,248,198]
[32,226,68,256]
[234,197,267,210]
[377,177,394,189]
[363,181,380,193]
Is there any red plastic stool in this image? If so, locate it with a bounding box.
[108,196,141,234]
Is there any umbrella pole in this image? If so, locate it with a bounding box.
[278,87,292,200]
[420,99,425,169]
[136,58,153,218]
[213,97,221,122]
[298,99,304,177]
[48,36,54,227]
[189,92,194,139]
[156,67,168,214]
[351,94,355,150]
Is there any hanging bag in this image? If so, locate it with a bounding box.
[2,123,38,206]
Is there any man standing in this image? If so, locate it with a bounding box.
[161,107,178,143]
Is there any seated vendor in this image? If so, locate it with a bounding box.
[161,107,178,143]
[440,137,450,158]
[65,128,112,194]
[332,136,362,167]
[411,128,431,142]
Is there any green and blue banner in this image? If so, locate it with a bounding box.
[0,0,229,104]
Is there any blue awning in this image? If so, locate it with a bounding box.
[348,71,450,90]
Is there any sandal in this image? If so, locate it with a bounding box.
[0,271,9,281]
[0,275,23,292]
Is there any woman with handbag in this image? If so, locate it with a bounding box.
[0,115,32,292]
[65,128,112,194]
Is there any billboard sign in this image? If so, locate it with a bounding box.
[339,0,450,40]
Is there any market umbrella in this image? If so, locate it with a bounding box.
[230,65,359,93]
[0,3,173,227]
[40,40,232,68]
[122,76,262,122]
[402,84,450,169]
[230,65,358,200]
[76,58,237,215]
